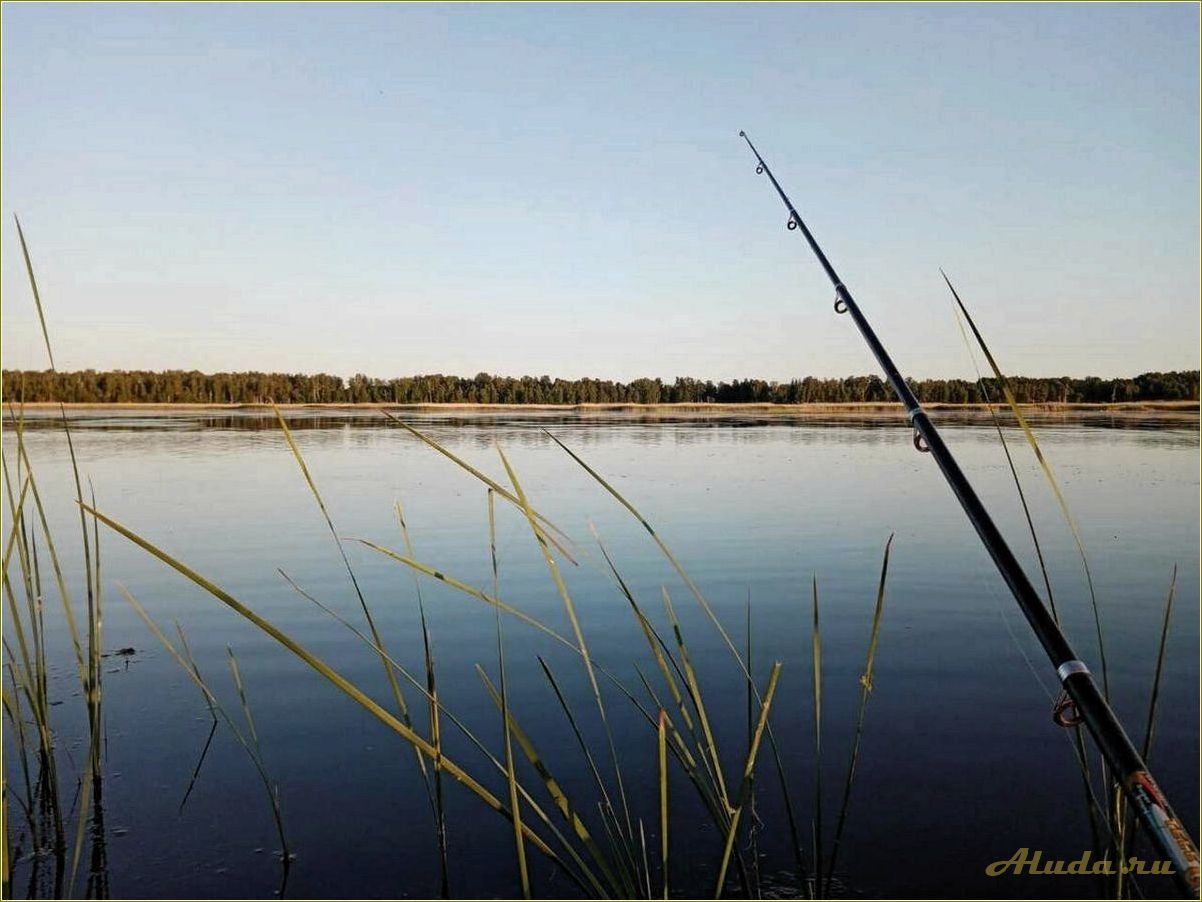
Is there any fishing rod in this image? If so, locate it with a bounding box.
[737,130,1200,897]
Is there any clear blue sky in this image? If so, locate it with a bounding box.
[2,3,1198,381]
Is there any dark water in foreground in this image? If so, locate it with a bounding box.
[4,410,1199,899]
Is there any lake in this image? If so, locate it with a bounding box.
[5,408,1199,899]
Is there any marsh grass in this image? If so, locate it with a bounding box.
[2,217,106,899]
[67,414,904,900]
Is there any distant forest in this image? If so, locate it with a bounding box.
[2,369,1198,405]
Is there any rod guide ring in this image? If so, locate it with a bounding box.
[1052,689,1083,727]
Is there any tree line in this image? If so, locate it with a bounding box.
[2,369,1197,405]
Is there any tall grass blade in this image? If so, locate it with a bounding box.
[551,429,808,882]
[952,309,1060,623]
[661,587,730,811]
[120,593,290,861]
[496,446,637,858]
[477,668,617,898]
[941,271,1109,696]
[638,818,652,900]
[1113,570,1177,902]
[826,535,892,893]
[397,497,450,898]
[1141,565,1177,765]
[2,776,9,897]
[2,669,35,835]
[271,405,419,751]
[66,749,93,894]
[88,506,564,864]
[591,530,724,815]
[744,590,762,899]
[487,492,532,899]
[715,662,782,899]
[15,215,98,705]
[86,481,103,772]
[356,538,576,650]
[227,648,260,746]
[810,577,823,895]
[378,412,578,564]
[178,720,218,813]
[544,431,744,676]
[276,568,599,895]
[13,216,55,371]
[536,656,640,897]
[953,303,1105,857]
[658,709,669,901]
[8,435,86,684]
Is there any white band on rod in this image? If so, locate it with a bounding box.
[1057,660,1090,682]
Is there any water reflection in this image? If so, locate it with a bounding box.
[6,405,1198,437]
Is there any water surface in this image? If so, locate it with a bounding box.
[5,410,1198,899]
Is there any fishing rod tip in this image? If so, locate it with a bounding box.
[738,129,746,137]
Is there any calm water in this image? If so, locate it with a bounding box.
[5,410,1199,899]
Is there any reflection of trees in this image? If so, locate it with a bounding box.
[4,409,1197,455]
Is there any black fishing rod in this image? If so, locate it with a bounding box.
[737,130,1200,897]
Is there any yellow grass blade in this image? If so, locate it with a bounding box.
[1141,565,1177,764]
[478,667,620,897]
[497,653,531,899]
[811,576,824,893]
[84,504,561,862]
[8,437,87,685]
[13,216,55,370]
[826,535,892,892]
[942,271,1109,694]
[271,405,416,729]
[714,662,782,898]
[122,591,291,858]
[377,411,578,564]
[658,708,669,900]
[496,447,604,734]
[662,587,730,812]
[279,566,600,895]
[551,427,812,869]
[396,498,450,897]
[497,446,638,860]
[355,538,577,650]
[545,429,755,680]
[484,492,531,899]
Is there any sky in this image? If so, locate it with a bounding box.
[2,3,1198,382]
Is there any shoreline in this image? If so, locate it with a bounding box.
[4,400,1198,415]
